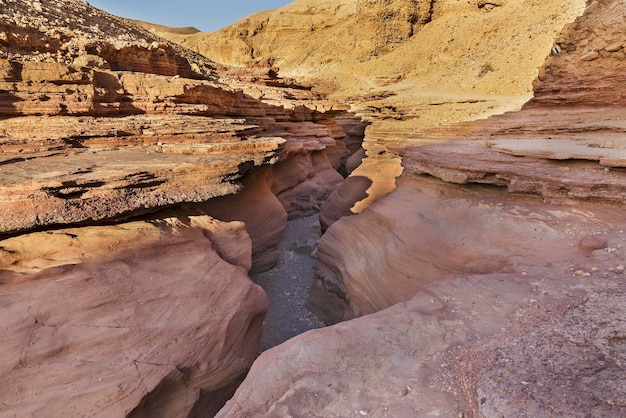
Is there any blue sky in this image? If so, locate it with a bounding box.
[88,0,293,32]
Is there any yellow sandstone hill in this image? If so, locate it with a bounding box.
[154,0,585,102]
[148,0,588,211]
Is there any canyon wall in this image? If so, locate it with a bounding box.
[1,215,267,417]
[220,0,626,416]
[3,0,625,416]
[0,0,360,415]
[315,0,626,321]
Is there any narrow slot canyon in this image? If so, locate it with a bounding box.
[2,0,626,417]
[250,213,325,352]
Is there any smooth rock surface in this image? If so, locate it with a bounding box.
[219,263,626,417]
[0,215,267,417]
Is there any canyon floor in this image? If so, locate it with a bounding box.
[251,214,325,352]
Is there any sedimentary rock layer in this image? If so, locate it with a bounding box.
[223,1,626,416]
[0,1,362,417]
[316,0,626,321]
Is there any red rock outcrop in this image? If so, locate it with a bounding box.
[0,1,360,246]
[531,0,626,107]
[0,1,362,416]
[219,254,626,417]
[315,0,626,320]
[0,214,267,417]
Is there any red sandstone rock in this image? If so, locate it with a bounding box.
[312,1,626,319]
[279,1,626,415]
[315,175,626,320]
[0,215,267,417]
[219,262,626,417]
[0,1,361,417]
[0,3,359,241]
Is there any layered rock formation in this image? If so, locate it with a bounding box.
[4,0,625,416]
[219,0,626,416]
[152,0,588,230]
[315,0,626,321]
[0,0,361,416]
[0,0,359,247]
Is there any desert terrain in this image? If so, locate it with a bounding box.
[1,0,625,416]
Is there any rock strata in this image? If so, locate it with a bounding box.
[0,1,362,416]
[0,1,359,241]
[316,0,626,321]
[219,0,626,416]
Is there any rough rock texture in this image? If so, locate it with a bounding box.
[532,0,626,106]
[219,262,626,417]
[152,0,587,222]
[0,1,360,243]
[158,0,584,99]
[0,214,268,417]
[0,1,362,416]
[219,0,626,416]
[159,0,586,233]
[316,0,626,320]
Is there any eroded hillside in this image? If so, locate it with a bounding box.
[147,0,588,214]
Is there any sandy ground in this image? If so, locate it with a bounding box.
[251,213,326,352]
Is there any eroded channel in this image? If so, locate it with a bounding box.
[250,213,326,352]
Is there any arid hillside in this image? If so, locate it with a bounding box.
[148,0,589,210]
[154,0,585,100]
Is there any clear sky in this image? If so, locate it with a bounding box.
[87,0,293,32]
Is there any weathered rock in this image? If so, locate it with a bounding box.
[196,167,288,273]
[314,0,626,320]
[237,1,626,416]
[152,0,587,222]
[0,1,362,417]
[532,0,626,107]
[219,263,626,417]
[0,215,267,417]
[0,1,359,244]
[315,175,626,320]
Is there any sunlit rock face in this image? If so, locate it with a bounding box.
[314,0,626,322]
[0,215,268,417]
[219,1,626,417]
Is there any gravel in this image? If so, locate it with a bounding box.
[251,213,326,352]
